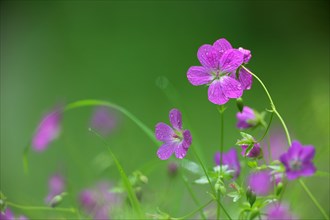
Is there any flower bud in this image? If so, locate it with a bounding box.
[246,187,256,207]
[167,162,178,177]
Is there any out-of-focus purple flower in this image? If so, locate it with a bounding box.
[214,148,241,178]
[32,108,62,152]
[1,208,28,220]
[168,162,178,177]
[262,128,289,164]
[155,109,192,160]
[45,173,65,204]
[236,106,257,129]
[248,171,272,196]
[187,38,254,105]
[90,107,117,136]
[79,182,121,220]
[280,140,316,180]
[241,143,262,159]
[267,203,294,220]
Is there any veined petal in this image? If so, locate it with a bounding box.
[299,145,315,161]
[174,143,188,159]
[155,122,174,142]
[169,109,182,131]
[238,47,252,63]
[220,76,243,99]
[182,130,192,149]
[208,79,229,105]
[300,163,316,176]
[213,38,233,56]
[157,142,175,160]
[197,44,221,69]
[219,49,244,73]
[187,66,213,86]
[238,68,253,90]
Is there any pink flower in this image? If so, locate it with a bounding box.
[45,173,65,204]
[248,171,272,196]
[32,107,62,152]
[187,38,253,105]
[214,148,241,178]
[155,109,192,160]
[90,107,118,136]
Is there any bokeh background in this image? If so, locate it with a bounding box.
[1,1,329,219]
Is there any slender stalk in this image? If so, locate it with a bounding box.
[181,174,207,220]
[258,112,274,143]
[217,106,225,220]
[242,66,329,220]
[89,128,145,218]
[299,180,329,220]
[7,201,76,213]
[241,66,291,146]
[172,199,214,220]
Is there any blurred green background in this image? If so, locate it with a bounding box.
[1,1,329,219]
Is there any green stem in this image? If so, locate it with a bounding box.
[258,112,274,143]
[7,201,76,213]
[172,199,214,220]
[242,66,329,220]
[241,66,291,146]
[181,174,207,220]
[89,128,145,218]
[217,106,225,220]
[299,179,329,220]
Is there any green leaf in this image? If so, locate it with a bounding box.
[181,159,203,175]
[194,176,210,184]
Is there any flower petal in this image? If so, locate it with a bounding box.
[220,76,243,99]
[197,44,221,69]
[157,142,175,160]
[174,143,188,159]
[213,38,233,56]
[207,79,229,105]
[238,47,252,63]
[155,122,174,142]
[187,66,213,86]
[182,130,192,149]
[169,109,182,130]
[300,145,315,161]
[238,68,253,90]
[219,49,244,73]
[301,163,316,177]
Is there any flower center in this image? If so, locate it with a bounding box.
[289,160,302,171]
[172,130,183,141]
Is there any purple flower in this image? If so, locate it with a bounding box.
[90,107,117,136]
[214,148,241,178]
[1,208,28,220]
[267,203,294,220]
[236,106,257,129]
[45,173,65,204]
[187,38,253,105]
[155,109,192,160]
[79,181,121,220]
[248,171,272,196]
[241,143,262,158]
[280,140,316,180]
[238,47,252,64]
[32,108,62,152]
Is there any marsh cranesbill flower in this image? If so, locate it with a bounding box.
[241,143,262,159]
[155,109,192,160]
[79,182,121,220]
[32,108,62,152]
[1,208,28,220]
[267,203,294,220]
[279,140,316,180]
[236,106,257,129]
[90,107,117,136]
[187,48,244,105]
[248,171,272,196]
[214,148,241,178]
[45,173,65,205]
